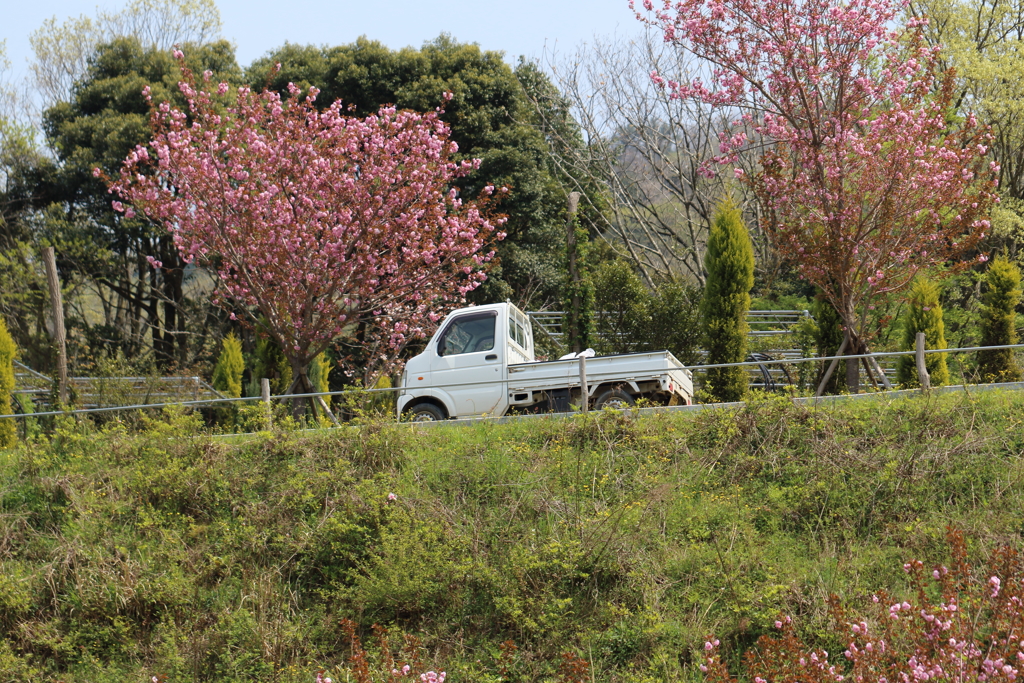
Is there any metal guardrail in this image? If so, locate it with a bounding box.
[12,360,222,408]
[528,309,811,341]
[1,342,1022,422]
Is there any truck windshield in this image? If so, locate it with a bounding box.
[438,312,496,356]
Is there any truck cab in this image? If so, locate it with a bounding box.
[398,302,530,421]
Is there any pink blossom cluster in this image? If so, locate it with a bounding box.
[699,538,1024,683]
[109,55,505,384]
[633,0,997,336]
[391,665,446,683]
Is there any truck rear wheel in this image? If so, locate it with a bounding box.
[404,403,446,422]
[593,388,635,411]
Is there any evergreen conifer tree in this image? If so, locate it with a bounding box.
[212,333,244,399]
[253,324,292,394]
[700,199,754,402]
[0,316,17,449]
[813,294,847,394]
[977,256,1023,382]
[896,276,950,387]
[307,352,332,409]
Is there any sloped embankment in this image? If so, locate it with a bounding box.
[1,391,1022,682]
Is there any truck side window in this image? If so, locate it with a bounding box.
[438,312,496,356]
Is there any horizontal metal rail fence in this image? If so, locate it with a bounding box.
[1,341,1022,422]
[528,309,811,341]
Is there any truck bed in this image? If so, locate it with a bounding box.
[507,350,693,396]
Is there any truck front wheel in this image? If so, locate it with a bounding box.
[404,403,447,422]
[593,388,636,411]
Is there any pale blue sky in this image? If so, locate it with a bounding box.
[4,0,641,86]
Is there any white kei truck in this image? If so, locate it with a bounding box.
[397,302,694,421]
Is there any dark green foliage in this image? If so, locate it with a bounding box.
[247,36,572,308]
[211,333,244,399]
[593,259,702,365]
[41,37,242,369]
[701,199,755,401]
[897,276,950,387]
[593,260,648,354]
[813,295,847,394]
[0,125,61,372]
[0,316,15,448]
[45,37,241,203]
[977,256,1023,382]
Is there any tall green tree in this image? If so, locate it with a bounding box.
[0,315,16,448]
[42,36,241,369]
[908,0,1024,202]
[701,199,754,402]
[896,276,950,387]
[247,36,571,308]
[0,119,57,371]
[977,256,1023,382]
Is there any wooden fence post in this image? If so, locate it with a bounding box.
[915,332,931,391]
[261,378,272,429]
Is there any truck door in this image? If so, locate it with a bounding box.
[429,310,506,417]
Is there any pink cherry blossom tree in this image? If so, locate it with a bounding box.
[109,56,504,415]
[634,0,998,390]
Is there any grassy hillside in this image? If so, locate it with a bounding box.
[2,391,1024,682]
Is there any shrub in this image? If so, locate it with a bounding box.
[649,279,703,366]
[593,261,702,365]
[212,333,244,399]
[896,276,950,387]
[701,199,755,402]
[0,316,16,449]
[593,260,650,356]
[977,256,1023,382]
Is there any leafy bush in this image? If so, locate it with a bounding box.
[307,351,332,410]
[251,324,292,394]
[593,260,702,364]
